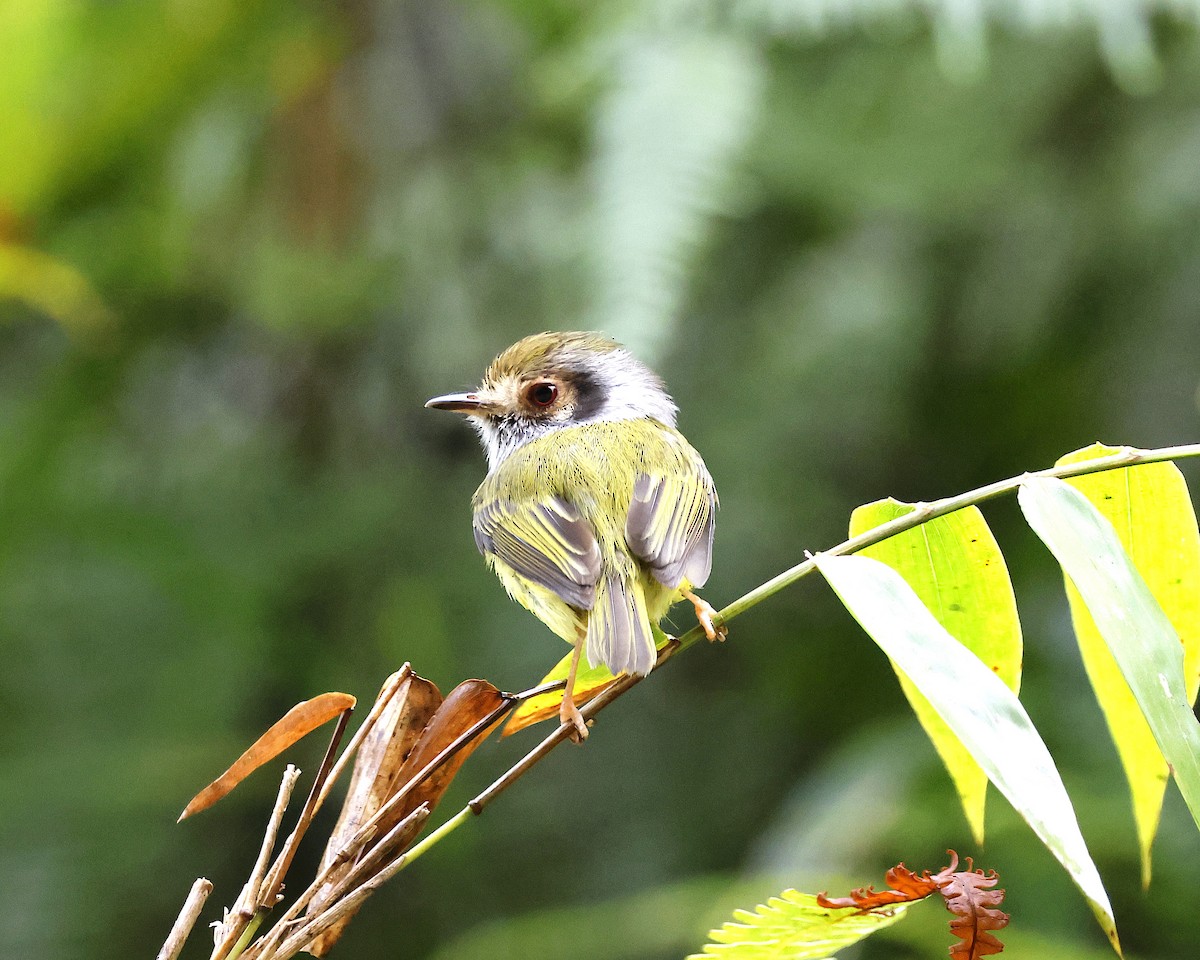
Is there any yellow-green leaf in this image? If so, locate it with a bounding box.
[505,626,673,735]
[1056,443,1200,885]
[1024,461,1200,887]
[688,888,909,960]
[849,500,1022,844]
[816,554,1119,952]
[0,244,113,335]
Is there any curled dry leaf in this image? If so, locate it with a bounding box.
[817,863,940,910]
[385,678,508,821]
[936,859,1009,960]
[305,673,441,899]
[179,692,356,821]
[305,677,507,956]
[819,852,1009,960]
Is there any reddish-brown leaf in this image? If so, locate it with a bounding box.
[381,678,507,826]
[817,851,1009,960]
[817,863,941,910]
[179,692,356,821]
[933,857,1010,960]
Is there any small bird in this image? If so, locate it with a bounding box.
[426,332,721,741]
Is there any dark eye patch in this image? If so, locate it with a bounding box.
[565,367,604,420]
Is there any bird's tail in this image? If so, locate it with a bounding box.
[587,574,655,677]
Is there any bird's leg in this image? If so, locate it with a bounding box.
[683,589,727,642]
[560,624,590,743]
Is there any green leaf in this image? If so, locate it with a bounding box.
[1018,476,1200,843]
[849,500,1022,844]
[0,244,113,334]
[688,888,909,960]
[1055,444,1200,886]
[816,554,1119,953]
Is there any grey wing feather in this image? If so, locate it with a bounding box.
[625,467,716,589]
[473,496,602,610]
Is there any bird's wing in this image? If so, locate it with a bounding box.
[473,495,602,610]
[625,462,716,590]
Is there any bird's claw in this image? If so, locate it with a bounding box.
[560,696,590,743]
[685,590,727,642]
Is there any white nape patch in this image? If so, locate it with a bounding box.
[578,348,678,429]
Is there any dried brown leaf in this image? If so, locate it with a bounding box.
[818,851,1009,960]
[305,678,506,956]
[933,857,1009,960]
[380,678,506,827]
[817,863,940,910]
[303,673,442,954]
[320,674,442,868]
[179,693,356,821]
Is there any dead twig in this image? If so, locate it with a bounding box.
[210,765,300,960]
[259,709,354,906]
[246,804,431,960]
[157,878,214,960]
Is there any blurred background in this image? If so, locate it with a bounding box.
[3,1,1200,958]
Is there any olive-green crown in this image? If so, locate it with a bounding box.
[484,331,620,384]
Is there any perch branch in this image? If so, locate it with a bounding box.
[372,443,1200,869]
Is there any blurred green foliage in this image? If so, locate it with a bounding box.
[2,1,1200,958]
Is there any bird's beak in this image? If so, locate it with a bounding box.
[424,391,499,416]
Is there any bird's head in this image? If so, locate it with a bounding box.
[426,331,677,471]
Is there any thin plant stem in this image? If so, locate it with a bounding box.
[368,443,1200,871]
[703,444,1200,640]
[227,914,265,960]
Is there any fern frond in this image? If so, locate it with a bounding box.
[689,889,910,960]
[589,31,764,360]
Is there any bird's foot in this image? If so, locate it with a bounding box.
[684,590,727,642]
[560,694,590,743]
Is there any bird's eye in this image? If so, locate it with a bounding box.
[526,381,558,407]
